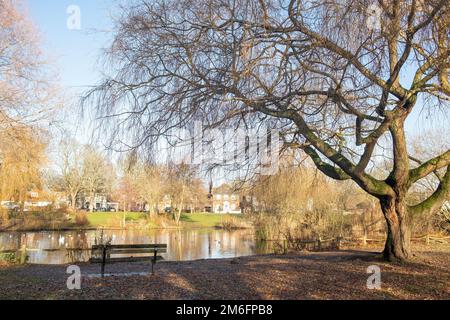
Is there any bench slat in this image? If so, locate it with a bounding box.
[109,244,167,249]
[108,248,167,254]
[92,244,167,250]
[90,256,164,264]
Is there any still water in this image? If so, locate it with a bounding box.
[0,228,271,264]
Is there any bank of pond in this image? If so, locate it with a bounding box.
[0,212,250,232]
[0,228,274,264]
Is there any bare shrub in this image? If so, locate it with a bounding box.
[219,215,251,230]
[74,212,89,226]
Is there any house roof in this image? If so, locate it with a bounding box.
[212,183,238,195]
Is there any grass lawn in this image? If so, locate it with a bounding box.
[86,212,146,227]
[85,211,243,229]
[180,213,239,228]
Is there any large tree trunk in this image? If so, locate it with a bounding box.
[380,196,411,261]
[175,203,182,225]
[70,193,77,211]
[89,192,95,213]
[149,203,156,218]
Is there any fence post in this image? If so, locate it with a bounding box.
[335,237,341,250]
[317,238,322,251]
[19,244,27,264]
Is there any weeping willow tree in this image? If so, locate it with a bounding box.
[86,0,449,261]
[0,0,54,127]
[0,125,47,207]
[0,0,54,211]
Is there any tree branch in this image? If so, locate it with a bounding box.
[409,149,450,185]
[303,146,351,180]
[409,165,450,217]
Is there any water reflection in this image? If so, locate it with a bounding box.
[0,228,270,264]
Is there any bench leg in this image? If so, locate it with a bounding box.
[101,246,106,278]
[151,250,157,275]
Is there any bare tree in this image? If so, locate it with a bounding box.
[0,0,55,130]
[81,146,114,212]
[165,162,202,224]
[135,163,164,215]
[58,139,84,211]
[113,173,139,212]
[117,158,165,213]
[87,0,450,261]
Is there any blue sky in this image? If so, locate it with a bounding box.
[27,0,448,149]
[28,0,113,89]
[27,0,117,147]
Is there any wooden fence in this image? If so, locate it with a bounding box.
[263,237,342,254]
[261,234,449,254]
[341,234,450,245]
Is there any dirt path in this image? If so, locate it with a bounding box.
[1,248,449,300]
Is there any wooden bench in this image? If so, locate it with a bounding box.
[90,244,167,277]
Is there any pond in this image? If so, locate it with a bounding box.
[0,228,272,264]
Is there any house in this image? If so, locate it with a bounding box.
[24,190,52,210]
[209,184,242,214]
[156,194,205,214]
[77,193,120,211]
